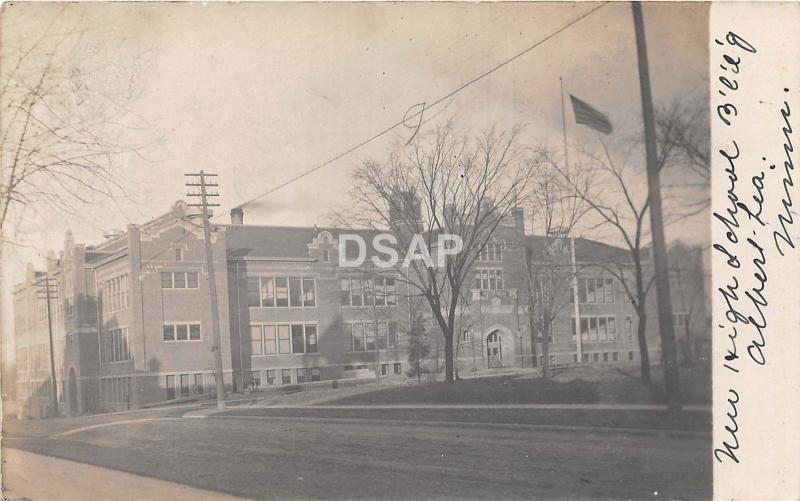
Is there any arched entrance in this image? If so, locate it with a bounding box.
[487,331,503,368]
[485,326,516,369]
[68,368,78,415]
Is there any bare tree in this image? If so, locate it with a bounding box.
[549,143,656,383]
[656,96,710,222]
[523,158,587,378]
[1,6,147,238]
[345,122,534,383]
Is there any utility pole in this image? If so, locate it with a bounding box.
[186,171,226,410]
[36,277,59,417]
[631,2,681,411]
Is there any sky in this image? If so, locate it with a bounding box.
[1,2,710,357]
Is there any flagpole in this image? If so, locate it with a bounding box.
[559,77,583,365]
[559,77,570,170]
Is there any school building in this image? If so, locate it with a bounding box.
[12,201,708,417]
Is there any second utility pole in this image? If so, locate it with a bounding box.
[186,171,226,410]
[37,277,59,417]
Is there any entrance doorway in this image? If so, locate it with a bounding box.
[487,330,503,368]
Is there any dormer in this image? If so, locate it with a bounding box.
[308,230,337,264]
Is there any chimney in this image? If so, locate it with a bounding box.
[231,207,244,225]
[513,207,525,234]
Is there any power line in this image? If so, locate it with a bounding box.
[218,2,610,218]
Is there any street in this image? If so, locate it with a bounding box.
[4,406,711,500]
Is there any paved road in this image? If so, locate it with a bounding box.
[5,409,711,500]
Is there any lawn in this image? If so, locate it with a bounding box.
[326,375,600,405]
[326,364,711,407]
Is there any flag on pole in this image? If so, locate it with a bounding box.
[569,94,613,134]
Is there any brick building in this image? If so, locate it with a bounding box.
[12,201,708,417]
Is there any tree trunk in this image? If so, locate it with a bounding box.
[541,318,551,379]
[684,317,695,365]
[444,330,455,383]
[636,308,651,383]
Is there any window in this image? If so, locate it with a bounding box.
[340,276,397,307]
[297,368,307,383]
[322,250,330,263]
[180,374,190,396]
[263,325,277,354]
[351,278,363,306]
[352,323,365,351]
[249,276,315,308]
[291,324,305,354]
[550,355,556,366]
[628,351,634,361]
[253,324,316,355]
[250,325,263,355]
[262,277,275,307]
[381,363,389,376]
[578,316,618,343]
[349,321,398,352]
[289,277,302,307]
[161,271,199,290]
[582,353,589,363]
[305,325,318,353]
[374,278,386,306]
[365,323,376,351]
[363,279,375,307]
[593,353,599,362]
[302,278,316,307]
[102,327,131,363]
[388,322,398,348]
[266,369,276,386]
[194,373,204,394]
[281,369,292,384]
[577,278,616,304]
[608,317,617,341]
[377,323,388,349]
[275,277,289,307]
[278,325,291,354]
[311,367,321,382]
[102,274,130,312]
[394,363,402,375]
[478,242,504,262]
[475,269,504,290]
[603,352,609,362]
[166,375,175,400]
[175,248,184,261]
[163,323,201,342]
[612,352,619,362]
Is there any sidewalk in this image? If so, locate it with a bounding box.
[2,448,244,501]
